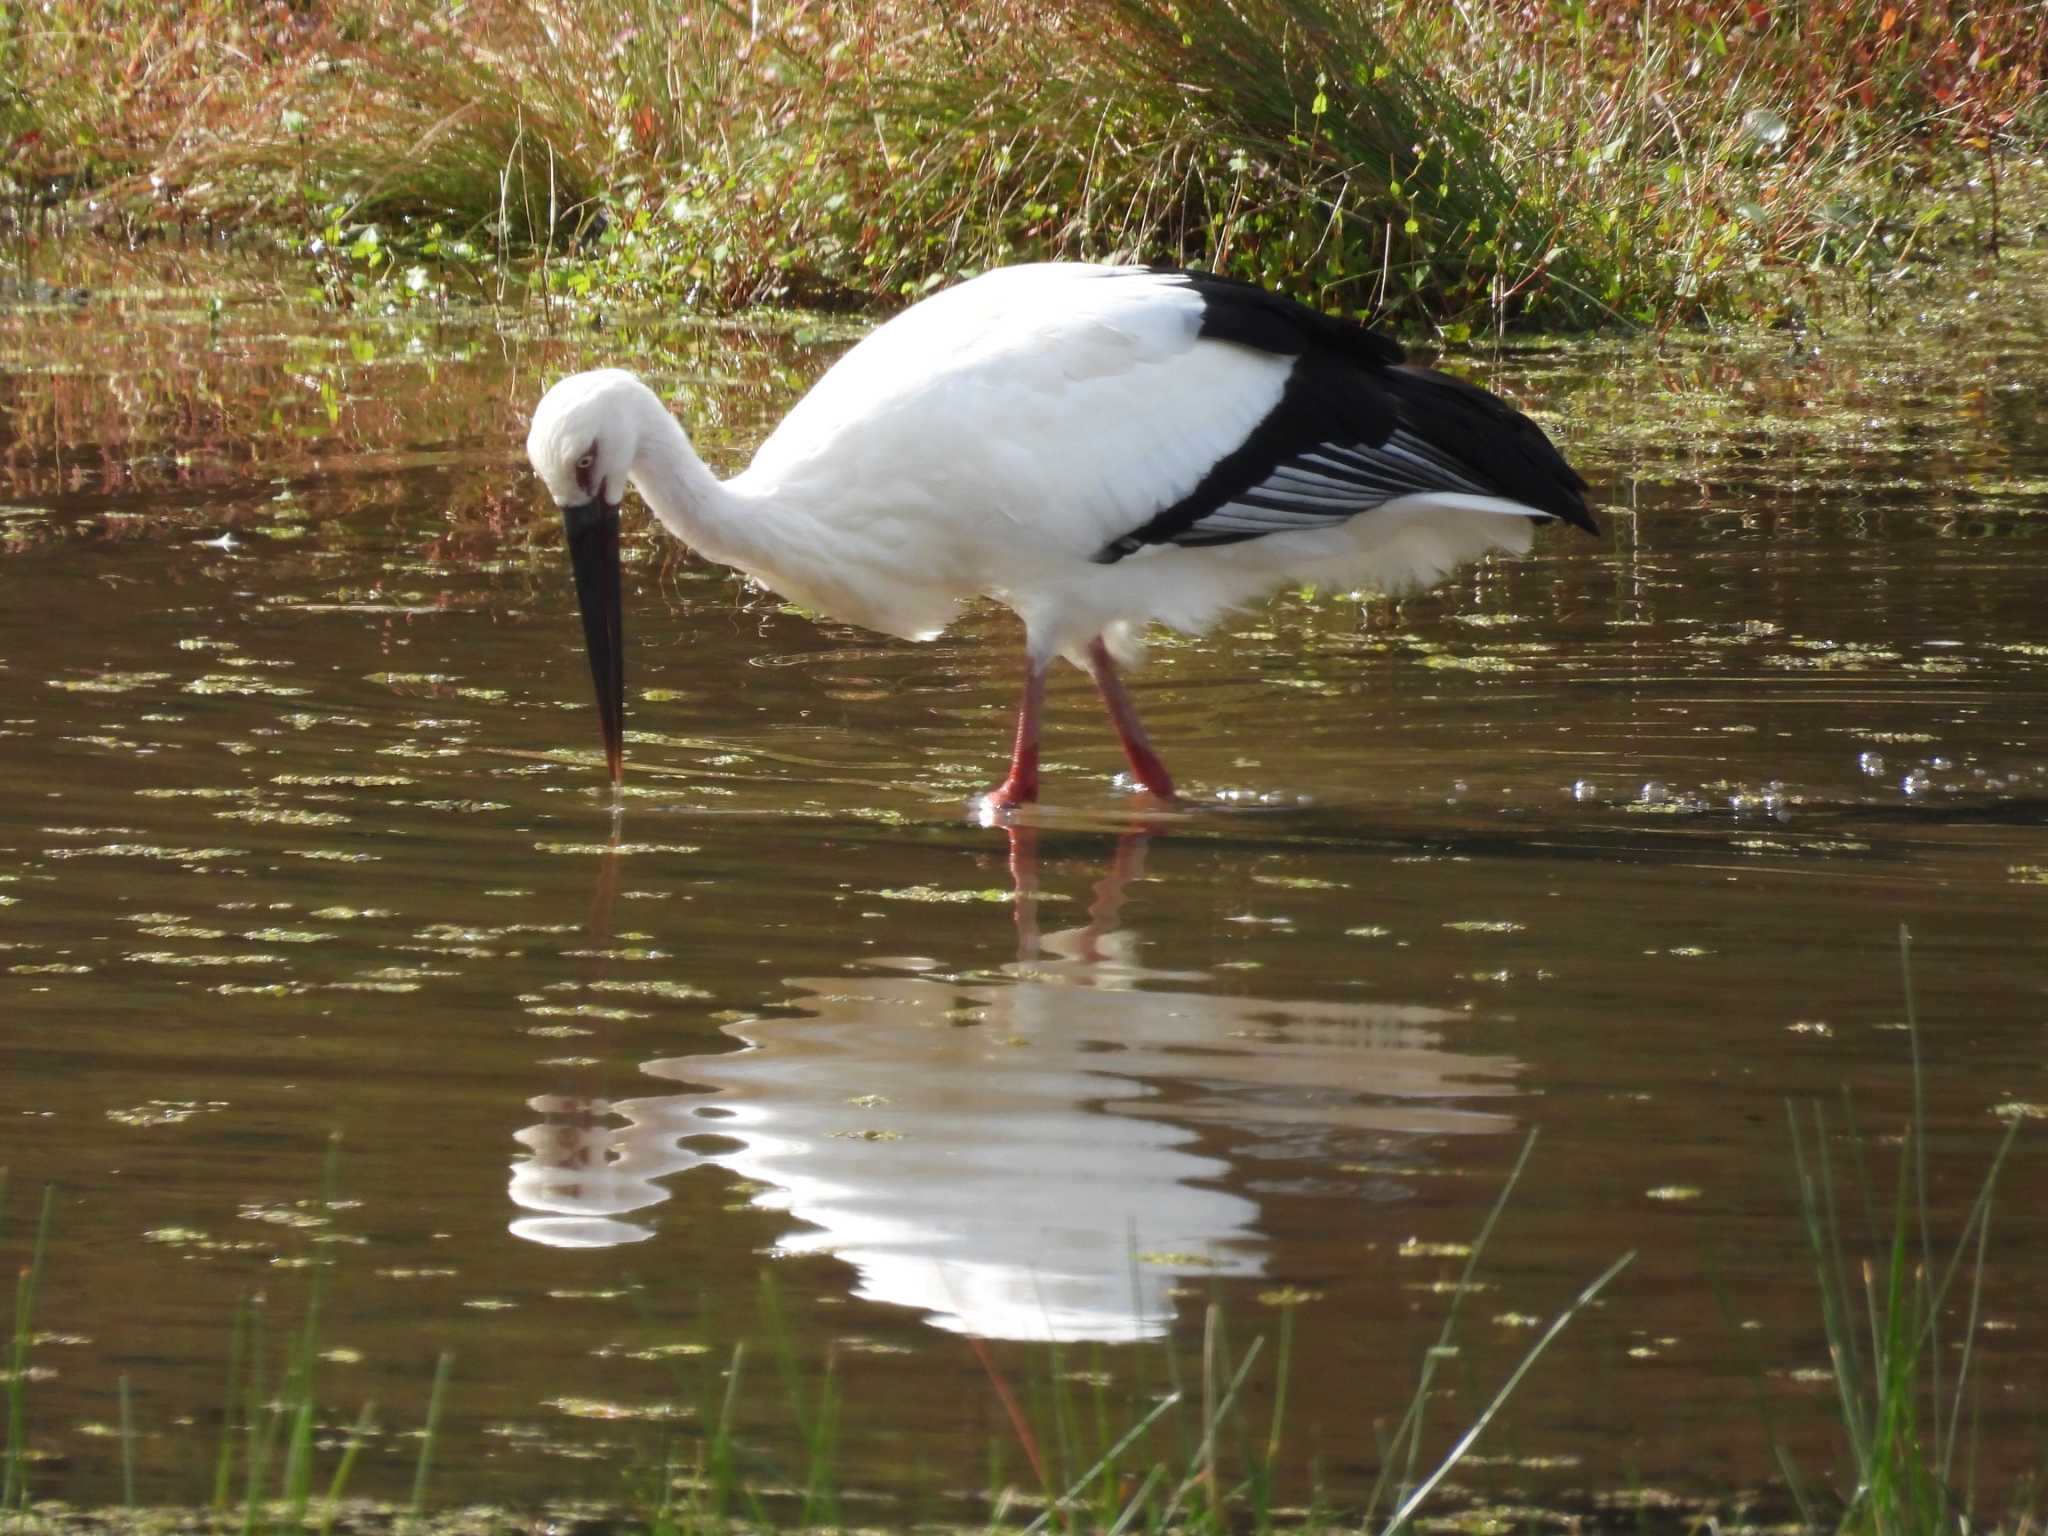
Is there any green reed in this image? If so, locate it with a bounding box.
[945,1130,1630,1536]
[1777,926,2028,1536]
[409,1350,454,1529]
[756,1272,842,1528]
[2,1176,53,1514]
[117,1374,135,1508]
[317,1403,378,1536]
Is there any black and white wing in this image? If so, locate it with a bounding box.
[1093,271,1595,564]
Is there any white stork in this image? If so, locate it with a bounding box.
[525,262,1595,806]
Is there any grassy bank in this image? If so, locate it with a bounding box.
[2,1,2042,330]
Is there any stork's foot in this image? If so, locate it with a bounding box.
[1115,756,1177,804]
[981,774,1038,811]
[977,759,1041,825]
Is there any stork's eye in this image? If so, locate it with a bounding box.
[575,451,596,471]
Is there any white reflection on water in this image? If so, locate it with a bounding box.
[510,831,1521,1341]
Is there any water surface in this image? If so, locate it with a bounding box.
[2,245,2045,1519]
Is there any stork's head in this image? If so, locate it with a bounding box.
[528,369,660,790]
[526,369,656,514]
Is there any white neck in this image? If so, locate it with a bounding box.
[606,377,917,640]
[626,394,767,571]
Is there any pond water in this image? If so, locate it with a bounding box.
[2,244,2045,1522]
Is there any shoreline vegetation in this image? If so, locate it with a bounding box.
[1,1,2042,332]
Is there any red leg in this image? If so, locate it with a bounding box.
[985,655,1048,807]
[1087,638,1176,801]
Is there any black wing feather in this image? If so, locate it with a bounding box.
[1379,365,1595,532]
[1094,271,1594,563]
[1176,268,1405,368]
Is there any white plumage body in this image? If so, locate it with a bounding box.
[712,264,1538,664]
[525,261,1592,802]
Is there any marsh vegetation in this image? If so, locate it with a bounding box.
[2,1,2042,327]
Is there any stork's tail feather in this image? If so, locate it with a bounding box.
[1377,365,1598,535]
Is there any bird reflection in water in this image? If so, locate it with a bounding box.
[507,833,680,1250]
[510,827,1522,1342]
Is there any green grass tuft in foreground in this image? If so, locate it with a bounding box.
[1775,927,2032,1536]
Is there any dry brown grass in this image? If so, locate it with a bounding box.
[2,0,2041,325]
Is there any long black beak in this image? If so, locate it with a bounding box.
[561,497,624,787]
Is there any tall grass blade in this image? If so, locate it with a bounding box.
[1941,1123,2018,1489]
[756,1272,809,1446]
[239,1293,274,1536]
[1152,1335,1264,1532]
[1021,1388,1184,1536]
[410,1350,454,1527]
[318,1403,377,1536]
[1782,924,2025,1535]
[802,1342,840,1528]
[1899,921,1947,1482]
[970,1334,1056,1518]
[1104,1460,1169,1536]
[1366,1127,1538,1521]
[1199,1302,1219,1519]
[1378,1249,1635,1536]
[118,1374,136,1509]
[1265,1302,1294,1468]
[3,1184,53,1512]
[1799,1101,1874,1462]
[710,1341,745,1518]
[212,1296,250,1514]
[1707,1254,1820,1528]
